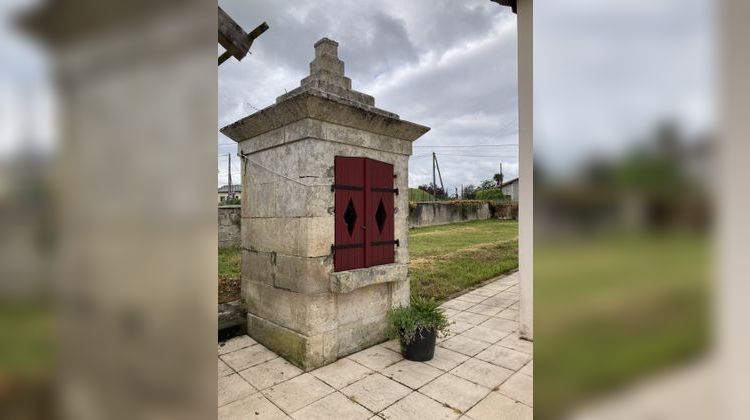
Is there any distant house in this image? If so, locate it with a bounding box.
[218,184,242,204]
[501,178,519,203]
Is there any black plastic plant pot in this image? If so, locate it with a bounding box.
[400,328,437,361]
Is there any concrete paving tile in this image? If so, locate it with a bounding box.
[440,335,492,357]
[483,282,512,291]
[452,312,491,326]
[479,317,518,334]
[441,300,475,311]
[382,360,444,389]
[464,392,532,420]
[519,361,532,377]
[291,392,371,420]
[481,297,516,309]
[219,335,258,355]
[476,345,532,371]
[497,334,533,355]
[471,287,498,298]
[222,344,279,371]
[464,304,502,317]
[419,374,491,414]
[496,372,533,406]
[341,374,411,413]
[219,358,234,378]
[454,294,487,304]
[311,357,373,390]
[460,326,512,344]
[381,339,402,353]
[495,308,519,322]
[450,358,513,389]
[219,393,288,420]
[219,373,257,407]
[442,308,461,319]
[347,345,403,371]
[380,391,460,420]
[496,292,519,301]
[449,321,474,335]
[239,357,303,390]
[424,347,470,371]
[262,374,334,414]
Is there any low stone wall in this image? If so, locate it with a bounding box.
[218,205,241,248]
[408,201,492,228]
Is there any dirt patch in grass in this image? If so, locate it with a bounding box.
[219,247,241,304]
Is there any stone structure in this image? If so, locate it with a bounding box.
[221,38,429,370]
[218,205,242,248]
[408,202,492,228]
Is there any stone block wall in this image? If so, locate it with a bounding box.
[408,202,492,228]
[218,205,241,248]
[238,130,413,369]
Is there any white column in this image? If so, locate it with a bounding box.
[517,0,534,341]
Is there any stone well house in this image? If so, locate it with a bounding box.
[221,38,429,370]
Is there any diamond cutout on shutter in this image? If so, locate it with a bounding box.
[344,199,357,236]
[375,199,387,233]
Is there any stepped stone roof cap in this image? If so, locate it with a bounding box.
[221,38,430,143]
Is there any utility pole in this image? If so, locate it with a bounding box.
[432,152,437,202]
[227,153,233,199]
[434,153,445,196]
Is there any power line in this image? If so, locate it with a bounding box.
[413,144,516,148]
[435,155,517,158]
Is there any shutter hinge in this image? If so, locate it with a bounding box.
[331,184,364,192]
[371,239,400,247]
[370,187,399,195]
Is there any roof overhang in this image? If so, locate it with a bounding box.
[490,0,517,14]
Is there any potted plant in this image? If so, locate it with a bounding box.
[387,297,450,361]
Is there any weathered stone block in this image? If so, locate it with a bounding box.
[336,315,389,357]
[335,284,390,326]
[390,278,410,308]
[329,263,407,294]
[244,281,336,336]
[243,217,333,257]
[274,254,332,294]
[242,249,275,286]
[247,313,338,371]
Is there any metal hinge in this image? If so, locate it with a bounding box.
[331,184,364,192]
[371,187,399,195]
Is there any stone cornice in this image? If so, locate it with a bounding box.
[220,90,430,143]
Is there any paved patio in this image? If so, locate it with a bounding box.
[218,272,532,419]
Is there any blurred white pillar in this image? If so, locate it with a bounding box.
[517,0,533,341]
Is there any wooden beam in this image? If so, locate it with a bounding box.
[218,6,268,65]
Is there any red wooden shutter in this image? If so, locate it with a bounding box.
[334,156,366,271]
[365,159,395,267]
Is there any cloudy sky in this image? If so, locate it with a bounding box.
[535,0,714,174]
[218,0,519,192]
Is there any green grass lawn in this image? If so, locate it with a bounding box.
[534,232,710,419]
[0,301,53,376]
[219,247,241,280]
[409,219,519,301]
[408,188,434,202]
[217,220,519,303]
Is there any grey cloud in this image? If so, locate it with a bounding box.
[218,0,518,189]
